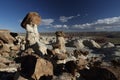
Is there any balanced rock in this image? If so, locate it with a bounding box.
[55,31,66,53]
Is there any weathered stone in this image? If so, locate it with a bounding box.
[0,56,12,63]
[102,42,115,48]
[79,67,117,80]
[83,39,101,49]
[55,53,67,60]
[73,39,85,49]
[55,31,65,37]
[76,58,89,70]
[0,44,10,53]
[21,12,41,29]
[0,52,9,57]
[21,12,47,56]
[0,30,15,44]
[15,55,53,80]
[55,31,66,53]
[73,49,89,59]
[32,57,53,80]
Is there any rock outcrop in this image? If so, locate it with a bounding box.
[0,30,15,44]
[55,31,66,54]
[83,39,101,49]
[102,42,115,48]
[74,39,85,49]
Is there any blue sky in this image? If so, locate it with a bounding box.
[0,0,120,32]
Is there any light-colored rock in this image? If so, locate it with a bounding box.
[55,31,66,53]
[76,58,89,70]
[0,67,17,72]
[0,56,12,63]
[32,57,53,80]
[74,39,85,49]
[103,42,115,48]
[90,40,101,48]
[0,52,9,57]
[0,30,15,44]
[83,39,101,48]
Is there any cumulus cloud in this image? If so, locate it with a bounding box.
[59,14,80,22]
[40,16,120,31]
[53,25,69,29]
[41,19,54,25]
[71,16,120,31]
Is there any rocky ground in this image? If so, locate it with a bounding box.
[0,30,120,80]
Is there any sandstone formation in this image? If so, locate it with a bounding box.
[21,12,47,56]
[53,31,66,54]
[13,12,53,80]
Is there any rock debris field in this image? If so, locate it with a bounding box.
[0,12,120,80]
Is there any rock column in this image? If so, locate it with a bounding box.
[55,31,66,53]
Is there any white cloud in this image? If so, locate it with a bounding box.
[40,16,120,31]
[71,16,120,31]
[59,14,80,22]
[41,19,54,25]
[53,24,69,29]
[95,17,120,24]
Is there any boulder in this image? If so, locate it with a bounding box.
[0,30,15,44]
[73,39,85,49]
[0,56,12,63]
[32,57,53,80]
[76,58,89,70]
[102,42,115,48]
[79,67,117,80]
[73,49,89,59]
[83,40,101,49]
[15,55,53,80]
[0,43,10,53]
[21,12,41,29]
[0,52,9,57]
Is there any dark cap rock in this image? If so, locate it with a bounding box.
[21,12,41,29]
[55,31,65,37]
